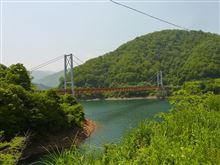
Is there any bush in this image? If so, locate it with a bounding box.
[0,63,85,139]
[0,84,85,139]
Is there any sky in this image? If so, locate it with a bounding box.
[0,0,219,71]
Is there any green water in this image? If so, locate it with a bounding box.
[80,99,171,147]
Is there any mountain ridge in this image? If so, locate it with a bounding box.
[69,29,220,88]
[36,29,220,88]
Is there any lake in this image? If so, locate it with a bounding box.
[80,99,171,147]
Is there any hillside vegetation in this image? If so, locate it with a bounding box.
[31,70,55,83]
[34,71,63,88]
[60,30,219,88]
[0,64,85,164]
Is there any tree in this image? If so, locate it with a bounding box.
[3,64,32,90]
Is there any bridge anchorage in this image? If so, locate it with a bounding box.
[63,54,167,98]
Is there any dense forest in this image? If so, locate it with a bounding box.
[0,64,85,164]
[60,30,220,88]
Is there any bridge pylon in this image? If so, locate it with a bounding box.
[64,54,74,95]
[156,71,166,98]
[157,71,163,87]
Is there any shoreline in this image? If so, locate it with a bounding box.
[76,119,97,145]
[19,119,96,164]
[81,96,161,101]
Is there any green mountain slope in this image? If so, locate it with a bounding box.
[33,83,52,90]
[31,70,55,82]
[35,70,63,87]
[61,30,219,88]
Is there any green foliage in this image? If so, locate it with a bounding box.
[0,84,85,139]
[0,64,85,139]
[0,63,86,164]
[44,82,220,164]
[170,78,220,110]
[42,145,101,165]
[173,78,220,95]
[0,63,32,90]
[0,136,26,165]
[182,37,220,81]
[0,64,7,82]
[61,95,85,127]
[61,30,220,90]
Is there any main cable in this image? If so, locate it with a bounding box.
[30,55,83,72]
[110,0,189,31]
[73,54,84,64]
[29,55,63,72]
[73,59,81,66]
[30,56,63,71]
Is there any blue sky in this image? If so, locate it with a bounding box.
[0,0,219,71]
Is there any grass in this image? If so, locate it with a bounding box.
[0,136,26,165]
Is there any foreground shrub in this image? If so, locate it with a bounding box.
[0,83,84,139]
[0,63,85,164]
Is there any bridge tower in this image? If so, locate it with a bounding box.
[157,71,163,88]
[64,54,74,95]
[156,71,166,98]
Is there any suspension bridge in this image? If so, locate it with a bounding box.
[30,54,166,97]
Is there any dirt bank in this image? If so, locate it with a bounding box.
[19,119,96,164]
[76,119,96,144]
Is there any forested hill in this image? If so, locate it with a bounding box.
[61,30,220,88]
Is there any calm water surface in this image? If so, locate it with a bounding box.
[80,99,171,147]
